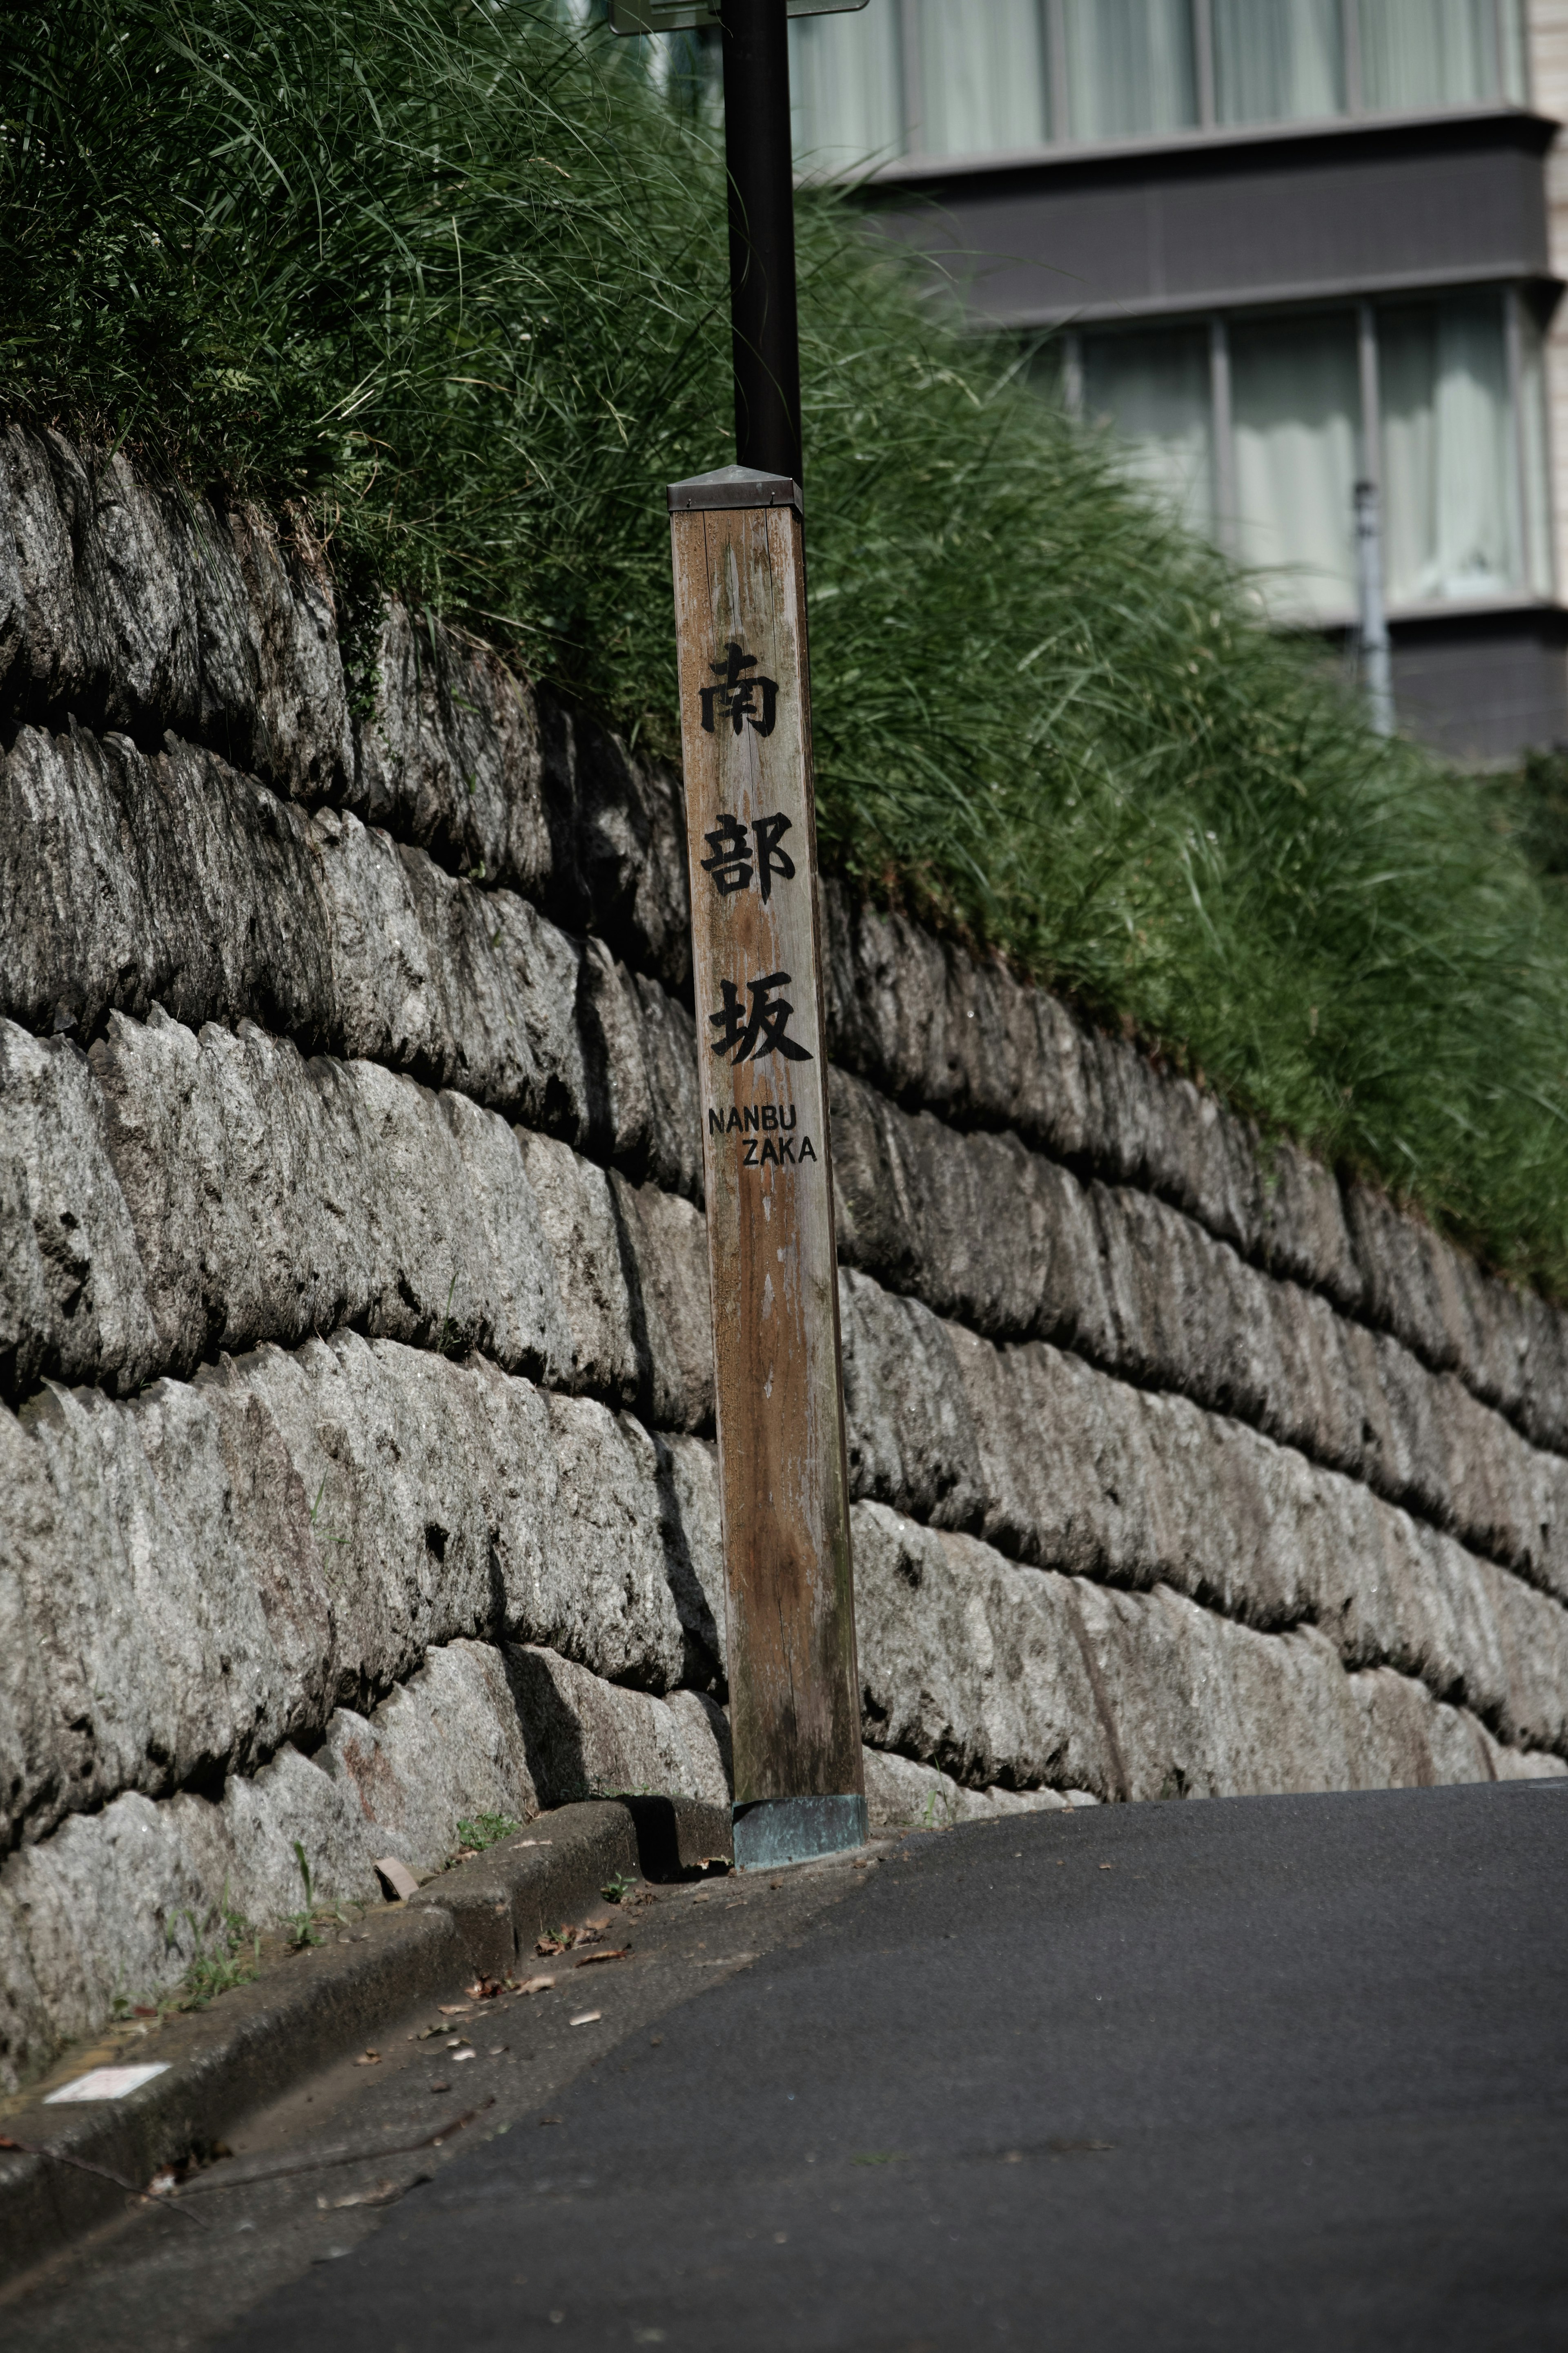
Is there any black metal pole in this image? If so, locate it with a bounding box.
[719,0,802,486]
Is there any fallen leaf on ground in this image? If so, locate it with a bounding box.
[354,2051,380,2066]
[489,2045,508,2056]
[374,1856,421,1902]
[466,1978,502,1999]
[1098,1864,1113,1871]
[429,2081,451,2093]
[568,2012,601,2027]
[454,2050,476,2063]
[317,2179,404,2212]
[515,1973,556,1994]
[1048,2138,1114,2155]
[538,2116,563,2126]
[574,1948,631,1967]
[510,1838,553,1849]
[437,2004,473,2016]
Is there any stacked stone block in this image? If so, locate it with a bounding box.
[2,426,1565,2092]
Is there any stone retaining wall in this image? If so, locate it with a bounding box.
[2,426,1565,2091]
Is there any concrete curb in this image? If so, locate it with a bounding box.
[0,1795,730,2286]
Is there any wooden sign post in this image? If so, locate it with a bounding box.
[669,465,865,1870]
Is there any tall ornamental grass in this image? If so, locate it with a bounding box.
[5,0,1568,1287]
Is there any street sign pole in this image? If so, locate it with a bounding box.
[668,467,864,1872]
[613,0,866,1868]
[719,0,802,483]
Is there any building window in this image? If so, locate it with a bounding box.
[1213,0,1344,127]
[916,0,1049,156]
[1359,0,1519,114]
[789,0,905,171]
[788,0,1526,169]
[1229,312,1360,613]
[1072,288,1550,621]
[1062,0,1198,142]
[1379,292,1531,602]
[1081,326,1214,535]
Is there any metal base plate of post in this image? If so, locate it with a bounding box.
[731,1795,869,1872]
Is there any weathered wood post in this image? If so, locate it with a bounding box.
[610,0,867,1866]
[668,468,864,1870]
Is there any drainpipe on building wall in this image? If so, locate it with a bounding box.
[1354,478,1395,738]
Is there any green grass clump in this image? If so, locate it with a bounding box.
[5,0,1568,1287]
[454,1813,523,1854]
[159,1890,260,2010]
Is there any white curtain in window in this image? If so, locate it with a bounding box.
[1082,328,1214,536]
[1062,0,1197,140]
[1214,0,1343,123]
[1359,0,1497,112]
[1499,0,1528,102]
[790,0,904,171]
[1230,315,1359,616]
[1379,295,1521,604]
[1517,299,1552,595]
[916,0,1048,156]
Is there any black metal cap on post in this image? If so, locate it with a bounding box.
[668,462,802,513]
[719,0,803,487]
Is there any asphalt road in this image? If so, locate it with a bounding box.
[208,1780,1568,2353]
[11,1781,1566,2351]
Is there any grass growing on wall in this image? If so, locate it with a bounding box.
[5,0,1568,1288]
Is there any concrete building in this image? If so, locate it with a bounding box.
[790,0,1568,763]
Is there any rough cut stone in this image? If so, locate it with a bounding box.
[937,1322,1568,1745]
[830,1064,1568,1597]
[0,426,353,796]
[0,1633,729,2092]
[838,1270,985,1529]
[0,1333,726,1853]
[6,419,1564,1452]
[0,1742,376,2094]
[499,1647,730,1811]
[21,991,1564,1629]
[860,1747,1078,1828]
[529,700,692,993]
[9,419,1568,2115]
[350,600,552,904]
[0,724,704,1201]
[0,433,692,979]
[1,993,715,1434]
[6,1015,1564,1821]
[0,1020,160,1398]
[851,1501,1557,1806]
[817,881,1568,1450]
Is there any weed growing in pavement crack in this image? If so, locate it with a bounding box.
[285,1842,325,1950]
[168,1885,261,2007]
